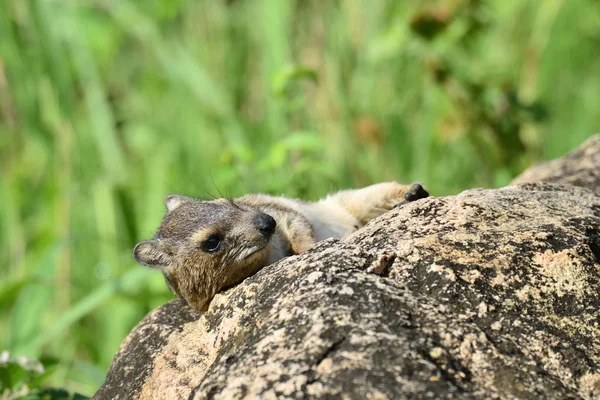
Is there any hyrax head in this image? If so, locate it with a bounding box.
[133,195,277,312]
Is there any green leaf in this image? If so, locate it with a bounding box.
[271,65,318,96]
[0,277,40,310]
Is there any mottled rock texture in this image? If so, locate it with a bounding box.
[512,135,600,191]
[94,135,600,400]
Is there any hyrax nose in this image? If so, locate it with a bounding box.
[253,213,276,237]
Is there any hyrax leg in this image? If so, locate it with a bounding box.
[325,182,429,225]
[276,214,316,255]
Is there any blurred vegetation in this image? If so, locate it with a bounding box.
[0,351,88,399]
[0,0,599,395]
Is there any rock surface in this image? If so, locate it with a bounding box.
[512,135,600,192]
[94,135,600,400]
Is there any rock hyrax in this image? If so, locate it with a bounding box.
[134,182,429,311]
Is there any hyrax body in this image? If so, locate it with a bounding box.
[134,182,429,311]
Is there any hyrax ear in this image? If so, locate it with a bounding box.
[165,195,191,214]
[133,240,171,268]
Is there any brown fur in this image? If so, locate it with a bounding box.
[133,182,428,311]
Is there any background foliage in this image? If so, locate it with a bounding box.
[1,0,599,396]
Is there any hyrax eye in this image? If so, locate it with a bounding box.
[201,235,221,252]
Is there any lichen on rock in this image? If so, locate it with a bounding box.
[94,135,600,400]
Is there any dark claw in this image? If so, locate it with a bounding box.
[393,184,430,209]
[404,183,429,202]
[393,201,409,209]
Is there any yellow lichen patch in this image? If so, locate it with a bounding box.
[533,249,588,298]
[541,313,600,339]
[278,307,300,322]
[429,347,443,359]
[490,272,507,287]
[273,375,308,396]
[515,284,542,302]
[414,232,518,274]
[139,319,217,400]
[578,371,600,399]
[316,358,333,374]
[255,328,286,354]
[490,320,502,331]
[395,239,415,257]
[305,271,324,284]
[477,302,488,317]
[460,269,482,284]
[427,263,456,281]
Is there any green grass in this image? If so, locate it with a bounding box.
[1,0,599,395]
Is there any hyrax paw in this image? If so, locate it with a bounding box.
[393,183,429,208]
[405,183,429,202]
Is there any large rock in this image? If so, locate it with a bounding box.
[512,135,600,191]
[94,135,600,400]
